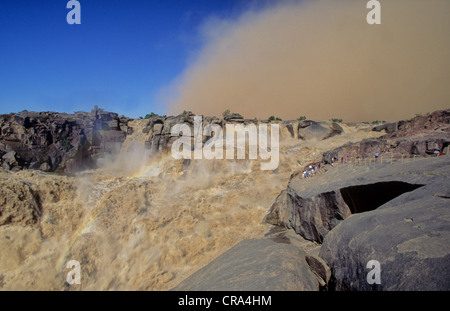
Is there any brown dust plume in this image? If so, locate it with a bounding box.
[164,0,450,122]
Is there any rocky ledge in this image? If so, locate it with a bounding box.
[173,156,449,291]
[0,108,349,173]
[323,109,450,163]
[0,108,132,173]
[265,155,450,290]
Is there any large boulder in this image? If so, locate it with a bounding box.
[372,122,398,133]
[264,187,351,243]
[265,155,448,244]
[265,154,449,290]
[297,120,343,141]
[319,177,450,290]
[172,233,319,291]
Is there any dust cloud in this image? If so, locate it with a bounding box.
[165,0,450,122]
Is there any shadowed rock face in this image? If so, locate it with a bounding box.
[319,177,450,290]
[264,188,350,243]
[297,120,343,141]
[339,181,423,214]
[0,109,130,173]
[265,155,450,290]
[264,180,424,243]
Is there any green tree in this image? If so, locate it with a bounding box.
[144,112,159,119]
[268,115,282,121]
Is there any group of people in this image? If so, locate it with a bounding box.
[301,147,446,181]
[434,149,445,156]
[329,152,379,166]
[330,156,349,166]
[302,162,321,178]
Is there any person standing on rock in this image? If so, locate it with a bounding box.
[375,152,379,161]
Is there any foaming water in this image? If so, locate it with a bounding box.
[0,122,383,290]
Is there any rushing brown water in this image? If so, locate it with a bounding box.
[0,120,382,290]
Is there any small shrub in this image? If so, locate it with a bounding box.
[144,112,159,119]
[268,116,282,121]
[182,110,193,122]
[222,109,231,119]
[331,118,343,123]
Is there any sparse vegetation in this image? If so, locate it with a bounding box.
[371,120,386,124]
[330,118,343,123]
[182,110,193,122]
[144,112,159,119]
[297,116,307,121]
[268,115,282,121]
[222,109,244,120]
[139,112,167,119]
[222,109,231,119]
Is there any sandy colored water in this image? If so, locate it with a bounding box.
[0,121,382,290]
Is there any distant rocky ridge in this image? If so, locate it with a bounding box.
[323,109,450,163]
[0,108,346,173]
[2,108,448,174]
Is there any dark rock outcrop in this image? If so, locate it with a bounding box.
[264,154,445,242]
[323,109,450,163]
[319,160,450,290]
[142,114,223,152]
[0,109,131,173]
[372,122,398,133]
[305,246,332,289]
[266,153,449,290]
[1,108,349,173]
[297,120,343,141]
[142,114,338,153]
[172,232,319,291]
[264,187,351,243]
[223,112,244,123]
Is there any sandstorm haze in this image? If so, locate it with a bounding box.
[165,0,450,122]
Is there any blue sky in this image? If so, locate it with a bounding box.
[0,0,252,118]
